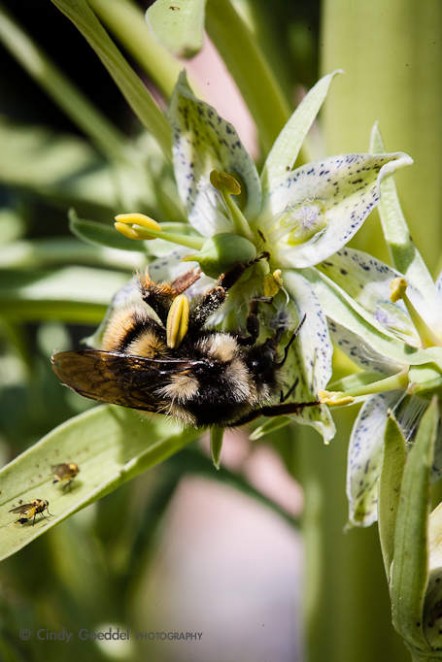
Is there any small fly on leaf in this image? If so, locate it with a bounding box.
[9,499,51,525]
[52,463,80,490]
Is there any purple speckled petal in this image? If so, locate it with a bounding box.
[169,72,261,236]
[258,152,412,268]
[318,248,419,345]
[347,391,404,527]
[328,320,403,374]
[283,269,335,442]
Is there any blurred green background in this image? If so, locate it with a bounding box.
[1,1,441,661]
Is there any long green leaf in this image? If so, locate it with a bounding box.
[51,0,172,158]
[0,267,129,323]
[391,398,438,649]
[261,70,342,195]
[370,123,437,303]
[378,411,407,581]
[0,405,199,561]
[0,238,143,271]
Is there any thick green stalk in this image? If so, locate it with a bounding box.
[205,0,290,155]
[302,3,442,661]
[320,0,442,272]
[297,411,405,662]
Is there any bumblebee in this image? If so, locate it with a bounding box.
[52,462,80,489]
[51,261,318,428]
[9,499,50,525]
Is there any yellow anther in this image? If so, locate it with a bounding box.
[115,213,162,232]
[390,276,408,303]
[272,270,284,287]
[318,390,355,407]
[263,270,283,297]
[114,222,140,240]
[166,294,190,349]
[210,170,242,196]
[115,213,203,249]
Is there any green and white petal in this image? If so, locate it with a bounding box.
[283,269,333,391]
[371,124,437,296]
[283,270,335,443]
[328,320,403,374]
[307,268,417,369]
[258,152,411,268]
[318,248,419,344]
[169,72,261,236]
[261,70,342,196]
[347,391,404,527]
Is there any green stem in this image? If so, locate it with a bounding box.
[205,0,290,155]
[0,4,127,162]
[126,226,203,250]
[297,411,406,662]
[343,370,409,398]
[321,0,442,273]
[51,0,172,160]
[87,0,183,99]
[210,426,224,470]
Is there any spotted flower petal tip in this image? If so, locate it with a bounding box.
[257,152,413,270]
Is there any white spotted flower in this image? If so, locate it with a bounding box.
[311,124,442,525]
[115,72,412,444]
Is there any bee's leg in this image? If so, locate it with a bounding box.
[170,269,201,295]
[139,269,201,325]
[280,377,299,403]
[190,253,270,331]
[274,314,307,367]
[236,297,272,346]
[230,399,320,427]
[216,252,270,291]
[190,286,227,329]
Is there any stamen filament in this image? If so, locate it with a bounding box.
[210,170,254,241]
[390,277,441,348]
[324,369,409,399]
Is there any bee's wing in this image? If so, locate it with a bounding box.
[51,349,197,412]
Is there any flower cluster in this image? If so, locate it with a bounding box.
[113,71,414,450]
